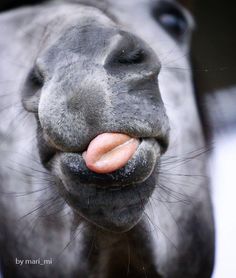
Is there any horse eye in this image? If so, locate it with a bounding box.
[158,13,187,37]
[152,3,188,40]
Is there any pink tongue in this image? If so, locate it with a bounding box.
[83,133,139,174]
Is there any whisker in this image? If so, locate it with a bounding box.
[144,209,178,250]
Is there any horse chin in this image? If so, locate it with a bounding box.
[59,178,155,233]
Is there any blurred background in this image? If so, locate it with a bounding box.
[192,0,236,277]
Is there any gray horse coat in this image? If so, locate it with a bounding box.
[0,0,214,277]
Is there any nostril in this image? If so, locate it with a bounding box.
[21,65,45,113]
[29,66,45,87]
[105,31,161,74]
[117,48,147,65]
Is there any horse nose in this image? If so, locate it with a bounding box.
[104,31,161,78]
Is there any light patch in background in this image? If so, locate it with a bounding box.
[211,130,236,277]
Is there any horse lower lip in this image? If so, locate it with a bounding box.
[52,138,160,189]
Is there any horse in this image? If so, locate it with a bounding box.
[0,0,215,277]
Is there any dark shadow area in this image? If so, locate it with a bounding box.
[0,0,47,12]
[192,0,236,93]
